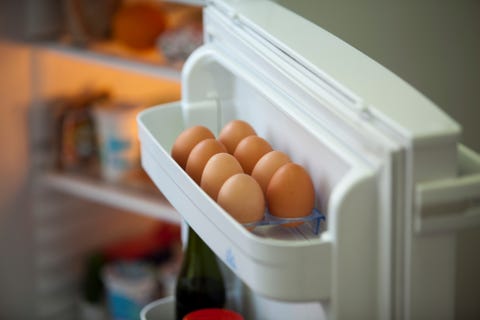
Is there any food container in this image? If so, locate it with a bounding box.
[93,101,143,183]
[141,296,175,320]
[102,261,157,320]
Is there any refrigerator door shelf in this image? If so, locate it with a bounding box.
[138,101,378,302]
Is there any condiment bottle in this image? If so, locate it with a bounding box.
[175,227,226,320]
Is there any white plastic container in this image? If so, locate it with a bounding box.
[93,101,143,183]
[141,296,175,320]
[139,101,343,302]
[102,261,158,320]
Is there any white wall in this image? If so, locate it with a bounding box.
[276,1,480,319]
[277,0,480,153]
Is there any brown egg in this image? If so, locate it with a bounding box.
[266,163,315,226]
[251,150,291,195]
[185,138,226,184]
[217,173,265,226]
[233,136,273,174]
[218,120,256,154]
[171,125,215,168]
[201,153,244,200]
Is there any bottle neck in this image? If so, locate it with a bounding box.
[183,226,220,277]
[186,227,201,251]
[186,227,215,258]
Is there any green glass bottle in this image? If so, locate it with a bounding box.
[175,226,226,320]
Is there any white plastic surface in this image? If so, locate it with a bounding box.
[415,145,480,234]
[138,96,384,314]
[208,0,460,145]
[141,296,174,320]
[139,102,336,301]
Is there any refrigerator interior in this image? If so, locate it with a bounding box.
[0,39,184,319]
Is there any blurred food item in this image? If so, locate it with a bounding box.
[233,135,272,174]
[266,163,315,226]
[99,223,181,319]
[112,2,167,50]
[102,261,157,320]
[218,120,257,154]
[185,138,226,184]
[217,173,265,226]
[158,22,202,64]
[200,153,243,200]
[55,90,110,171]
[157,4,203,64]
[103,222,182,297]
[103,223,181,263]
[79,251,107,320]
[162,3,202,31]
[81,251,106,304]
[59,105,94,169]
[251,150,291,195]
[171,125,215,169]
[65,0,120,45]
[93,100,144,183]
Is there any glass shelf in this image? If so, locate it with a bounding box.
[42,169,181,225]
[32,40,182,81]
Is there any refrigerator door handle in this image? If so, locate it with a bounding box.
[414,145,480,234]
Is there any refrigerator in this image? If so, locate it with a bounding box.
[1,0,480,319]
[137,0,480,319]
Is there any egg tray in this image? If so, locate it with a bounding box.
[139,102,334,301]
[242,208,326,235]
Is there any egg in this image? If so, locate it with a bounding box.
[185,138,226,184]
[251,150,291,195]
[201,153,244,200]
[266,163,315,226]
[217,173,265,226]
[171,125,215,168]
[218,120,256,154]
[233,136,273,174]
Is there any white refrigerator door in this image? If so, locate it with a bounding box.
[138,1,480,319]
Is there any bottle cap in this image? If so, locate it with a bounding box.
[183,308,244,320]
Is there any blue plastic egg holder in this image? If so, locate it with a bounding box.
[243,208,326,235]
